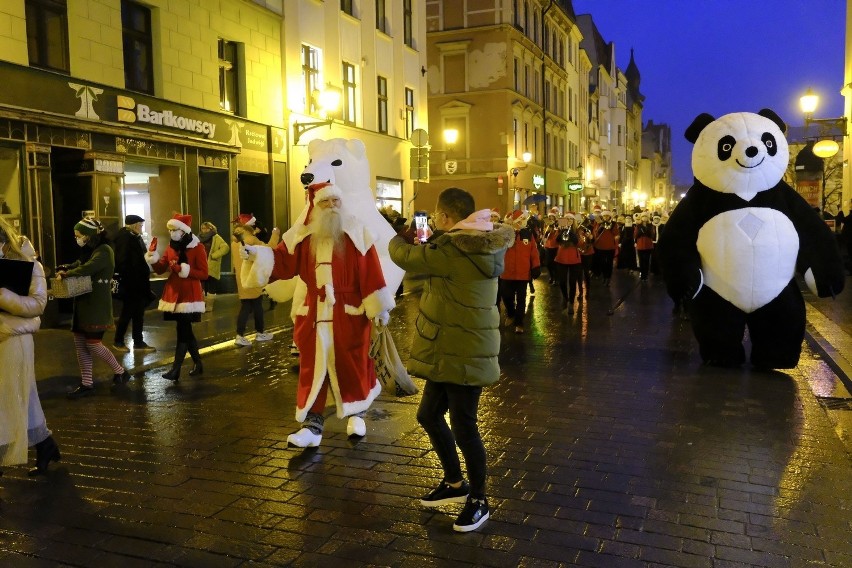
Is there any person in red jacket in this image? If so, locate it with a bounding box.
[499,211,540,333]
[578,215,596,287]
[553,213,585,314]
[543,207,560,284]
[592,209,620,286]
[634,212,656,281]
[146,213,208,381]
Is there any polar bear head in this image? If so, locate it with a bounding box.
[297,138,404,293]
[685,109,789,202]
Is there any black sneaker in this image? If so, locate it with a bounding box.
[420,480,469,507]
[134,342,156,352]
[453,496,490,532]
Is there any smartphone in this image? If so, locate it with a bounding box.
[148,236,158,252]
[414,211,428,243]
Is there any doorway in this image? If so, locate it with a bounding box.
[51,147,89,265]
[237,172,272,236]
[200,168,231,272]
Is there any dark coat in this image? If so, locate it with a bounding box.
[114,227,151,295]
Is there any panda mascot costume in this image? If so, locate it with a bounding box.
[658,109,845,369]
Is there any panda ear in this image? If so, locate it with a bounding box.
[757,108,787,134]
[684,113,715,144]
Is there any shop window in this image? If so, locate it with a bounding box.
[121,0,155,95]
[302,44,321,115]
[375,178,402,213]
[0,147,22,220]
[404,87,415,140]
[25,0,69,73]
[218,39,243,116]
[123,161,182,249]
[342,62,357,125]
[377,76,388,134]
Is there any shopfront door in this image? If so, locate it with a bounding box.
[200,168,231,272]
[237,172,272,237]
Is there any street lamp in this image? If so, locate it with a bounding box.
[293,87,342,145]
[798,87,847,214]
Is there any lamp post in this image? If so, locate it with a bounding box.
[443,128,459,175]
[293,87,342,145]
[799,87,847,215]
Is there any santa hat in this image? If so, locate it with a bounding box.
[167,213,193,234]
[234,213,256,227]
[549,207,560,216]
[593,205,601,213]
[305,183,344,223]
[601,209,612,217]
[563,212,576,220]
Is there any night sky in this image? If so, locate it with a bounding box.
[572,0,847,186]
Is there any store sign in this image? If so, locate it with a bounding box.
[532,174,544,189]
[120,98,217,139]
[567,178,583,192]
[93,159,124,174]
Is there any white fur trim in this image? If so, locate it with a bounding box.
[158,300,206,313]
[344,304,364,315]
[291,278,308,321]
[167,218,192,234]
[313,184,343,204]
[362,286,395,319]
[186,234,200,249]
[295,307,334,423]
[178,263,190,278]
[145,251,160,265]
[241,246,274,289]
[340,380,382,418]
[264,277,297,303]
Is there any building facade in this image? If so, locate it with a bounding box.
[283,0,428,221]
[640,120,674,212]
[423,0,586,217]
[0,0,287,275]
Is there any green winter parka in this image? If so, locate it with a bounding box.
[64,243,115,332]
[388,223,515,386]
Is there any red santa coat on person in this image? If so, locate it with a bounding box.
[149,235,208,314]
[249,185,395,423]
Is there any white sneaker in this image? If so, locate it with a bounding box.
[287,427,322,448]
[234,335,251,347]
[347,416,367,437]
[255,332,273,342]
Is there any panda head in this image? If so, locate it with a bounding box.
[685,109,789,201]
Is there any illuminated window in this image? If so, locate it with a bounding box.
[218,39,241,115]
[404,87,415,140]
[302,44,321,115]
[342,62,357,125]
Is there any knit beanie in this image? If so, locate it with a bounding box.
[74,218,101,237]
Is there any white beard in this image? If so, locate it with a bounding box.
[309,207,345,258]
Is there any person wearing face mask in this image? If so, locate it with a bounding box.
[198,221,230,313]
[56,218,130,398]
[0,217,62,476]
[145,214,208,381]
[113,214,155,351]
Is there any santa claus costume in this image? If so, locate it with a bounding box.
[245,183,394,447]
[146,213,208,381]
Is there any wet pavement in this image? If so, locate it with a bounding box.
[3,269,852,567]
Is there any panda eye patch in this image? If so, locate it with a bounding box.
[331,159,343,166]
[761,132,777,156]
[717,135,736,161]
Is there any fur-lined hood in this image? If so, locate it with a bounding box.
[437,222,515,254]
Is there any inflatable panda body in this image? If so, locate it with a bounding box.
[658,109,845,369]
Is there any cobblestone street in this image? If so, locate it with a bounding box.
[2,271,852,567]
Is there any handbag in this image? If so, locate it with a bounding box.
[50,275,92,298]
[369,323,418,396]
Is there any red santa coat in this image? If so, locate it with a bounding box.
[501,233,541,281]
[267,223,394,422]
[150,236,208,313]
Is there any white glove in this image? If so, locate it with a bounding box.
[144,251,159,265]
[373,311,390,326]
[178,263,190,278]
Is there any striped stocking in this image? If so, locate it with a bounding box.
[73,333,94,386]
[86,340,125,374]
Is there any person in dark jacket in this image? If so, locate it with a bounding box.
[113,215,154,351]
[389,187,514,533]
[57,218,129,398]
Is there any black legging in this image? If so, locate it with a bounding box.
[237,297,264,335]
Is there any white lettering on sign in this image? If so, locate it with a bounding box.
[135,104,217,139]
[94,159,124,174]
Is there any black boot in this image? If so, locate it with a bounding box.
[163,343,188,381]
[28,436,61,476]
[187,338,202,376]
